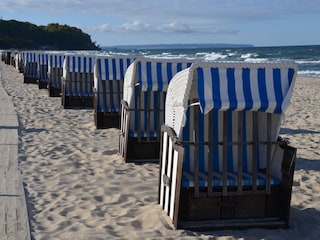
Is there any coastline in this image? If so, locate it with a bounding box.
[1,60,320,239]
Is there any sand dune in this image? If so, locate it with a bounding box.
[1,61,320,239]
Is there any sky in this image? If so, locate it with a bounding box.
[1,0,320,47]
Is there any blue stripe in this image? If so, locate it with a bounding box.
[197,68,206,112]
[156,63,163,91]
[227,68,237,110]
[89,57,93,72]
[112,59,117,80]
[242,68,253,110]
[176,63,182,72]
[166,63,173,85]
[137,62,142,90]
[120,59,124,80]
[104,59,109,80]
[257,68,268,112]
[273,68,283,114]
[288,68,295,86]
[211,68,222,110]
[146,62,153,91]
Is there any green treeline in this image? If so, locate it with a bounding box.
[0,19,100,50]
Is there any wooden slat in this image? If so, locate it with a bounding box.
[207,111,213,196]
[266,113,272,194]
[237,111,243,194]
[222,111,228,196]
[252,111,258,192]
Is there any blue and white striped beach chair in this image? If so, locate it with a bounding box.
[23,52,39,84]
[38,52,49,89]
[119,57,193,162]
[159,61,298,230]
[48,53,65,97]
[93,55,135,128]
[61,54,95,108]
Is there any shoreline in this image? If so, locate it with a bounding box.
[1,60,320,239]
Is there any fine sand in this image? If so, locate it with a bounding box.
[1,61,320,240]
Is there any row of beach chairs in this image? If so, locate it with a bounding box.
[1,49,298,231]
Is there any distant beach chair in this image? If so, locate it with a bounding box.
[15,52,25,73]
[93,55,136,128]
[23,52,39,84]
[158,61,297,230]
[119,57,193,162]
[61,54,95,108]
[48,53,65,97]
[38,52,49,89]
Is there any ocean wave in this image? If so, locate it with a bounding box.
[295,60,320,64]
[298,70,320,77]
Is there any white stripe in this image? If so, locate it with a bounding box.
[169,149,179,220]
[203,68,213,114]
[219,68,230,111]
[250,68,261,111]
[159,132,168,208]
[164,139,173,213]
[265,68,277,113]
[234,68,245,110]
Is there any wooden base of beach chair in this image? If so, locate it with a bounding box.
[94,111,120,129]
[176,185,287,231]
[126,138,160,163]
[38,81,47,89]
[62,95,93,109]
[23,77,37,84]
[161,144,296,231]
[48,87,61,97]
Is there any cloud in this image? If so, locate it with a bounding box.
[92,21,238,35]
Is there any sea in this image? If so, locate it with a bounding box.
[96,44,320,78]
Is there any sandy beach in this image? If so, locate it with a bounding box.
[1,60,320,239]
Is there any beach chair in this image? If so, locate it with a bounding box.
[93,55,135,128]
[15,52,25,73]
[119,57,193,162]
[38,52,49,89]
[61,54,95,108]
[158,61,297,230]
[48,53,65,97]
[23,52,39,84]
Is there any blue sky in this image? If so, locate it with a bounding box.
[1,0,320,47]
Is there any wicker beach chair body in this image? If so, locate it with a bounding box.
[47,53,65,97]
[38,52,49,89]
[93,56,135,128]
[61,54,95,108]
[119,57,194,162]
[23,51,39,84]
[159,61,297,230]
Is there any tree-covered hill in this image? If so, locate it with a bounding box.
[0,19,100,50]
